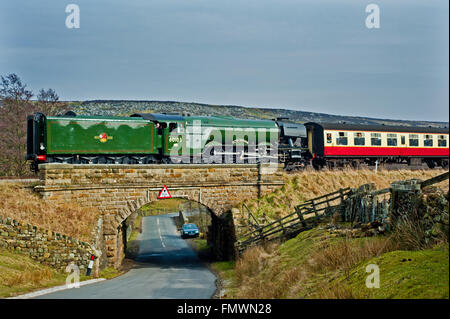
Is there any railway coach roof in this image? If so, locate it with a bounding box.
[304,122,449,134]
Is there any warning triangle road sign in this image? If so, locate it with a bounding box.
[157,185,172,199]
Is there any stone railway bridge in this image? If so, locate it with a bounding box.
[34,164,284,268]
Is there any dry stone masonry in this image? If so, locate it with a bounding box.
[0,216,97,272]
[34,163,285,267]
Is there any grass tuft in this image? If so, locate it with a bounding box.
[221,226,449,299]
[0,183,100,242]
[0,248,66,298]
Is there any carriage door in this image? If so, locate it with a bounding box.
[400,134,407,156]
[307,129,313,155]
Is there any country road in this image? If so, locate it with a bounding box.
[35,214,217,299]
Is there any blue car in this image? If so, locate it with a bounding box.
[181,223,200,238]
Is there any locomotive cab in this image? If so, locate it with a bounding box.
[131,113,186,159]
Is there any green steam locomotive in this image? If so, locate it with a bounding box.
[26,112,309,171]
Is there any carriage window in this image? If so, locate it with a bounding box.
[401,136,406,145]
[387,134,397,146]
[326,133,332,144]
[177,123,185,133]
[424,135,433,147]
[336,132,348,145]
[409,134,419,147]
[354,132,365,146]
[155,121,164,134]
[169,122,177,132]
[438,135,447,147]
[371,133,381,146]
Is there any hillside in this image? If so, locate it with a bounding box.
[68,100,448,128]
[213,228,449,299]
[234,169,449,232]
[215,169,449,299]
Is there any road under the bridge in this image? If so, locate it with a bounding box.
[35,214,217,299]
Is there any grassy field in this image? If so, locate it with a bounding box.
[0,183,100,242]
[138,198,187,215]
[214,226,449,299]
[236,169,449,226]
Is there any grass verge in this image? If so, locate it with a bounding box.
[0,248,67,298]
[97,267,123,280]
[331,245,449,299]
[218,225,449,299]
[187,238,213,262]
[0,248,121,298]
[125,214,143,259]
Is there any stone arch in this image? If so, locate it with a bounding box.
[111,188,217,233]
[107,191,220,267]
[35,163,285,268]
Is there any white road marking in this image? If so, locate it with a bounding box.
[157,218,166,248]
[8,278,106,299]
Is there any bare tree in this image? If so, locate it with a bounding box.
[0,74,69,176]
[36,88,68,115]
[37,88,59,102]
[0,74,36,176]
[0,74,33,101]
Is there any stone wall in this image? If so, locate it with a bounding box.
[34,163,285,267]
[0,216,98,272]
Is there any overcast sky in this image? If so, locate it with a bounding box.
[0,0,448,121]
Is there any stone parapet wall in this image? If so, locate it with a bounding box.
[35,164,284,216]
[38,163,282,187]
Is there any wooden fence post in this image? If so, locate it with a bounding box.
[295,207,307,228]
[339,188,345,203]
[390,179,422,225]
[311,201,318,218]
